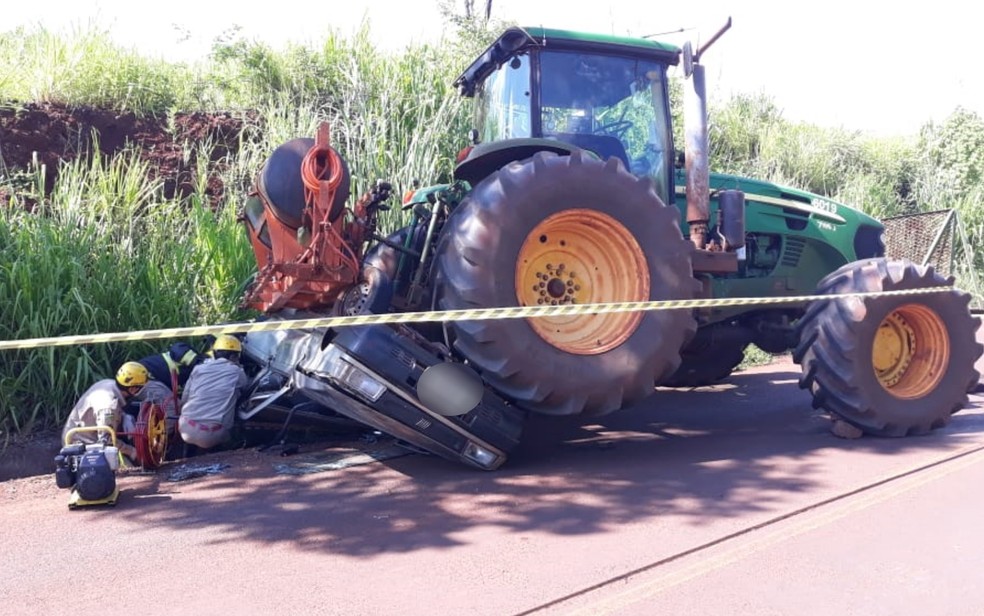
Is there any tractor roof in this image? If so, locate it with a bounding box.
[454,26,681,97]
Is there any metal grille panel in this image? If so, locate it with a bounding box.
[781,237,805,267]
[881,209,954,277]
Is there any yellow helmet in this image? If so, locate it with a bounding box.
[116,361,149,388]
[212,334,242,353]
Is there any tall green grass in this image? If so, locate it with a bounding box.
[0,143,253,434]
[0,24,190,114]
[710,92,912,214]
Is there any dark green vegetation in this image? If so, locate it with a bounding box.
[1,12,982,435]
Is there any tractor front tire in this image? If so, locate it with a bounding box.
[434,150,699,416]
[793,258,982,436]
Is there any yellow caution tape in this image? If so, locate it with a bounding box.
[0,286,956,351]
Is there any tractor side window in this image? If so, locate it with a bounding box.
[627,70,673,203]
[474,54,532,142]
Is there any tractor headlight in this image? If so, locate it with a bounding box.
[322,345,387,402]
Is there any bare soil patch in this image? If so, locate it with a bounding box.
[0,101,253,207]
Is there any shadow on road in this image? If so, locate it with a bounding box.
[115,364,984,557]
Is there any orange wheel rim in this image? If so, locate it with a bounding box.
[872,303,949,399]
[515,208,649,355]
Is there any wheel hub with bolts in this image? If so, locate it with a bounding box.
[534,264,579,305]
[515,208,650,355]
[873,311,915,388]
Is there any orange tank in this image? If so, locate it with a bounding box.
[240,123,365,313]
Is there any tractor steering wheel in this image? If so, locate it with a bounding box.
[593,120,633,140]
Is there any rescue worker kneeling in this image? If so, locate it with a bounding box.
[62,361,150,462]
[178,334,249,450]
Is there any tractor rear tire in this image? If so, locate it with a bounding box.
[332,266,393,316]
[364,225,426,292]
[662,324,751,388]
[793,258,982,436]
[434,150,699,416]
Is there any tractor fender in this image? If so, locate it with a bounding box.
[454,137,578,186]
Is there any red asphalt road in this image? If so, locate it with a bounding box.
[2,357,983,616]
[551,443,984,616]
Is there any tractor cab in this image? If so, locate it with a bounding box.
[454,27,680,206]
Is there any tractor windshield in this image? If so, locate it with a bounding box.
[472,48,673,204]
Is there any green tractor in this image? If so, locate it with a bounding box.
[241,23,981,469]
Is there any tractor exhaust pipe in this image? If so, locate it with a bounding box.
[683,17,732,250]
[683,56,709,249]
